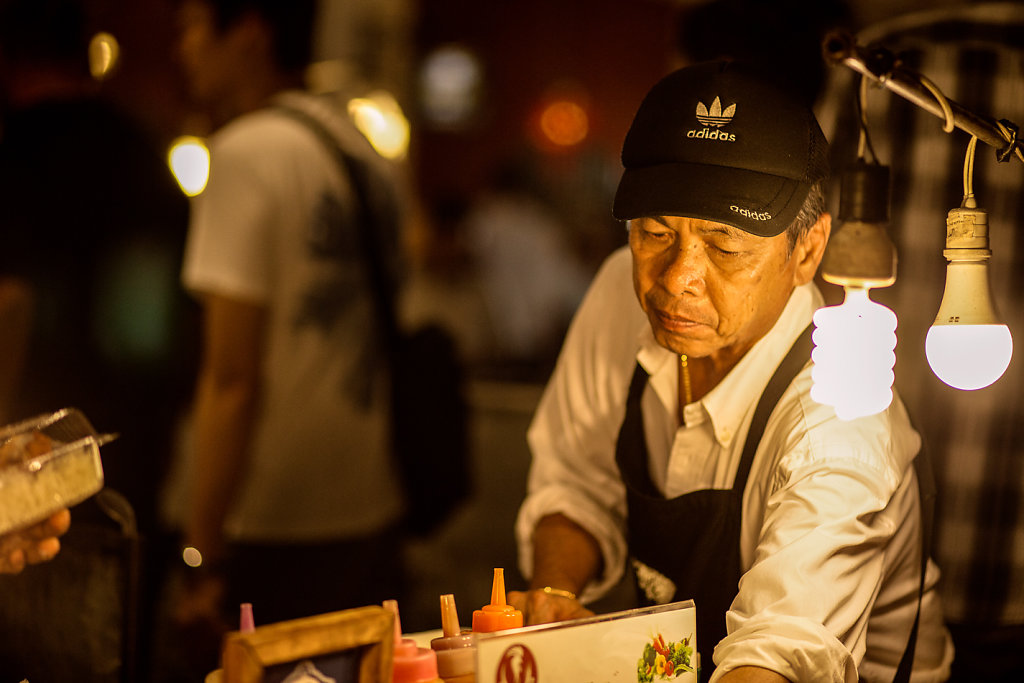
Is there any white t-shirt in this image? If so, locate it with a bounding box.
[179,91,404,541]
[516,246,954,682]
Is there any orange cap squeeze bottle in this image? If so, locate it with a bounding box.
[384,599,444,683]
[471,568,523,633]
[430,594,476,683]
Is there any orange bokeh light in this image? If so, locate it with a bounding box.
[539,99,589,147]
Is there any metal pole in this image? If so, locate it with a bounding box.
[822,31,1019,158]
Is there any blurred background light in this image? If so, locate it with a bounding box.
[88,31,120,81]
[539,99,589,148]
[348,90,411,159]
[167,136,210,197]
[419,43,483,129]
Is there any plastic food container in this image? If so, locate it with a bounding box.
[0,408,112,535]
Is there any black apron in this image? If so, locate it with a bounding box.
[615,326,814,678]
[614,325,929,682]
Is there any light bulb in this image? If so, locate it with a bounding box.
[925,324,1011,390]
[925,205,1013,390]
[811,286,897,420]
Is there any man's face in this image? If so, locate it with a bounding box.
[629,215,824,366]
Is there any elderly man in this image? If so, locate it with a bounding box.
[510,61,953,682]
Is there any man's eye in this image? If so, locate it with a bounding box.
[643,229,671,241]
[709,242,742,256]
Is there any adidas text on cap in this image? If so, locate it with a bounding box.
[613,60,829,237]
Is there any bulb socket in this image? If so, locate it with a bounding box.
[839,161,890,224]
[945,206,989,252]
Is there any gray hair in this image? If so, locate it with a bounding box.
[786,180,827,254]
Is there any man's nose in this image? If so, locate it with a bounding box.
[660,241,706,295]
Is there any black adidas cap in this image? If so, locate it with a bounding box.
[613,60,829,237]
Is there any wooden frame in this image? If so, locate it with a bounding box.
[221,605,395,683]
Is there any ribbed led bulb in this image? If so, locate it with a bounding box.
[811,287,897,421]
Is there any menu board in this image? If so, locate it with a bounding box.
[475,600,698,683]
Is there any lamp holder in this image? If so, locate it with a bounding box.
[932,205,1002,327]
[944,205,989,254]
[822,161,897,288]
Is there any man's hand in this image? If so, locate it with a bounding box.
[0,508,71,574]
[507,587,595,626]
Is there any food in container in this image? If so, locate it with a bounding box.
[0,408,112,535]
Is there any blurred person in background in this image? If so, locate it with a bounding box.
[0,0,194,524]
[157,0,410,675]
[403,155,593,381]
[0,0,195,676]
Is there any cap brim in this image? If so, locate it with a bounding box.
[612,161,809,237]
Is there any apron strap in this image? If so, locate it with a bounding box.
[892,440,936,683]
[731,325,814,494]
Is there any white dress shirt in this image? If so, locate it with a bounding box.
[516,246,953,682]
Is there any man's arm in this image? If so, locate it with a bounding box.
[184,292,265,566]
[717,667,790,683]
[508,513,603,625]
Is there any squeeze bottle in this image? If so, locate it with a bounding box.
[430,593,476,683]
[239,603,255,633]
[384,599,444,683]
[471,568,523,633]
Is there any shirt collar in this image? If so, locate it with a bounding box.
[637,282,824,447]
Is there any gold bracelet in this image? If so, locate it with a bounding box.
[541,586,577,601]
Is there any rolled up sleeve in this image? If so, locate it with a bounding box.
[712,457,907,682]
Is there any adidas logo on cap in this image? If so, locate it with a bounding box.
[731,205,771,221]
[687,96,736,142]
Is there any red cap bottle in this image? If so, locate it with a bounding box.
[384,599,444,683]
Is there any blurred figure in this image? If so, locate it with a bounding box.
[403,156,593,380]
[0,0,195,677]
[401,195,498,368]
[461,158,593,375]
[157,0,409,675]
[818,2,1024,679]
[0,0,194,517]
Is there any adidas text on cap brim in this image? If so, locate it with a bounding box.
[613,60,829,237]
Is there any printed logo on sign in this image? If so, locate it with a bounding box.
[688,96,737,142]
[497,644,539,683]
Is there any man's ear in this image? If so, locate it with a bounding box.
[792,212,831,286]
